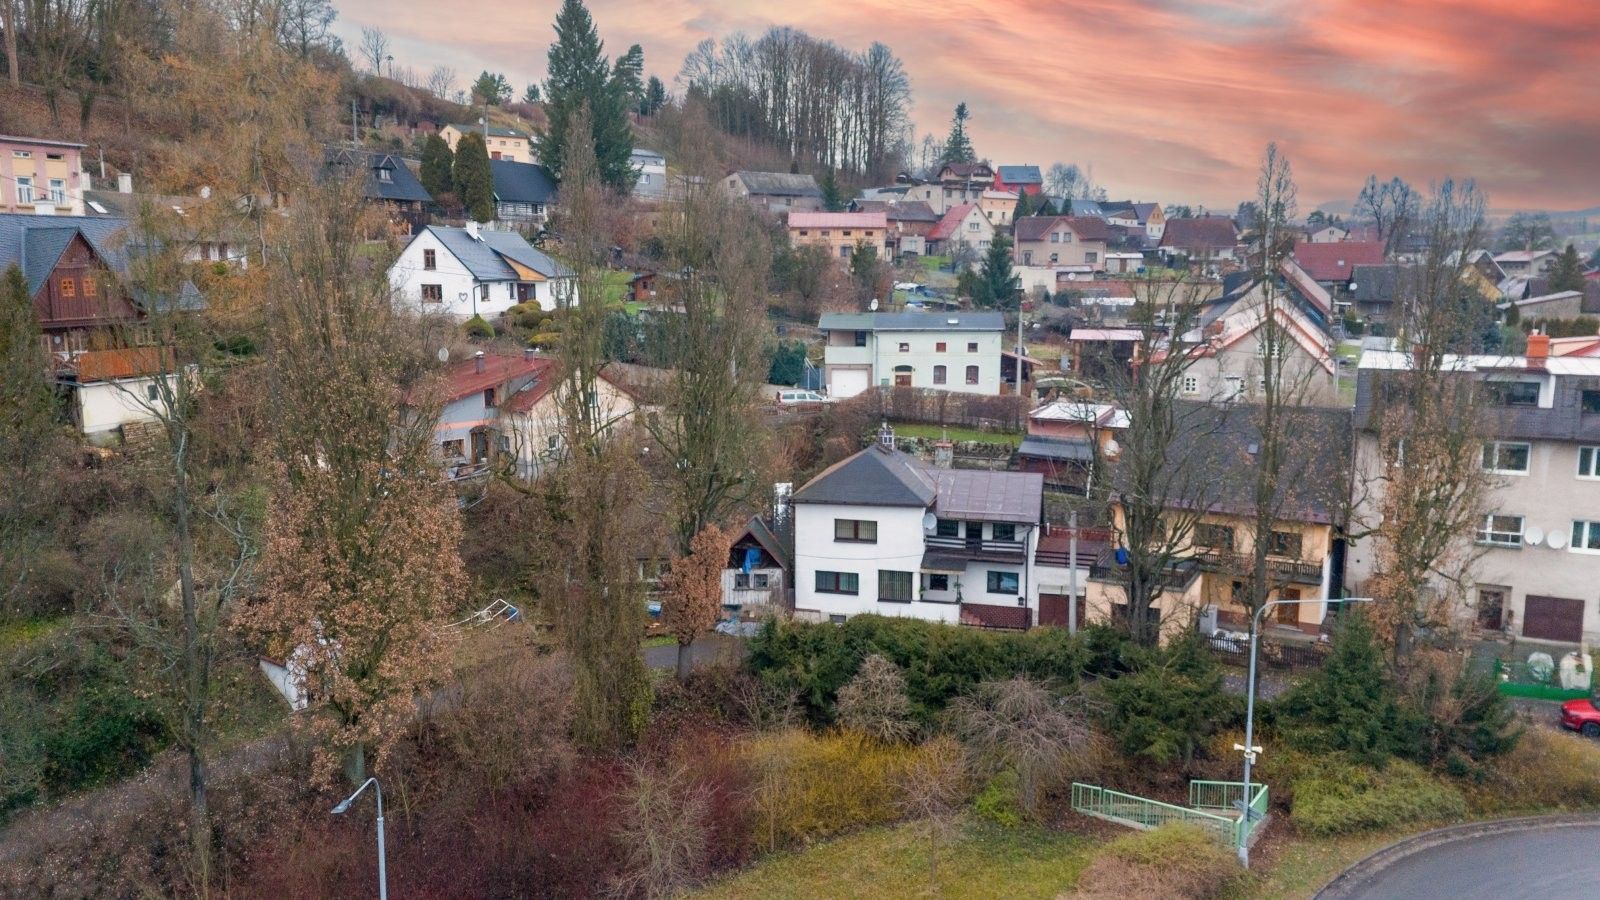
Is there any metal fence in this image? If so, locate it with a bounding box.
[1492,658,1591,701]
[1206,635,1329,671]
[1071,780,1269,848]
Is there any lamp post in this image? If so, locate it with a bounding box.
[1237,595,1372,868]
[332,777,388,900]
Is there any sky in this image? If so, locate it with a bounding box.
[331,0,1600,213]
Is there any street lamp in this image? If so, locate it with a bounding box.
[332,776,388,900]
[1237,595,1372,868]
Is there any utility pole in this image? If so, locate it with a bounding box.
[1066,508,1079,634]
[351,99,358,145]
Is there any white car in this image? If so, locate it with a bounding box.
[775,389,833,405]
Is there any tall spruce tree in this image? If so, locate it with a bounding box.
[641,75,666,115]
[1,263,65,613]
[1549,243,1586,293]
[973,234,1016,309]
[537,0,635,191]
[419,133,454,199]
[453,131,496,222]
[939,102,976,167]
[613,43,644,110]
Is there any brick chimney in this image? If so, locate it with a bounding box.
[474,350,486,374]
[1527,331,1549,369]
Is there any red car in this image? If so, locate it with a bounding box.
[1560,698,1600,736]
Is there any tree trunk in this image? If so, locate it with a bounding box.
[675,639,692,682]
[173,430,212,893]
[189,746,210,894]
[345,742,367,785]
[1,0,18,87]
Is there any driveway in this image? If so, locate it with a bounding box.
[1316,813,1600,899]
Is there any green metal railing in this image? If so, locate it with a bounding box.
[1493,658,1591,701]
[1072,780,1269,847]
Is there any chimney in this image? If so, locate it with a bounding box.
[523,346,535,360]
[474,350,486,374]
[464,220,480,239]
[1411,342,1426,371]
[877,421,895,451]
[932,438,954,469]
[117,173,133,194]
[1527,331,1549,369]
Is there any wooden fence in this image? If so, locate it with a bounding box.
[847,386,1030,432]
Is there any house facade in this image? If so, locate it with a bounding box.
[1347,343,1600,646]
[323,149,431,234]
[1159,217,1240,268]
[818,310,1005,398]
[1016,400,1128,495]
[993,165,1042,196]
[722,171,824,214]
[787,211,889,261]
[489,160,557,228]
[631,148,667,200]
[792,432,1063,630]
[390,222,574,320]
[1493,250,1555,277]
[977,190,1019,228]
[1,135,87,216]
[926,203,993,257]
[1013,216,1111,269]
[441,123,533,163]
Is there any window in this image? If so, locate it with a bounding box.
[377,168,393,183]
[1049,253,1059,264]
[936,342,947,352]
[1061,232,1073,243]
[898,342,910,352]
[423,249,436,270]
[829,614,848,624]
[1583,390,1600,414]
[1195,523,1234,551]
[986,570,1020,594]
[965,365,979,385]
[483,387,497,408]
[58,278,75,298]
[815,571,860,594]
[878,570,914,602]
[421,284,443,302]
[81,275,97,297]
[734,572,750,589]
[1085,251,1097,263]
[145,383,159,402]
[834,519,878,543]
[1570,520,1600,553]
[967,342,978,352]
[1477,514,1524,547]
[854,331,868,347]
[839,246,850,259]
[843,230,852,237]
[1484,380,1539,407]
[1267,531,1302,558]
[1580,447,1600,479]
[47,179,65,204]
[46,153,61,161]
[935,518,960,538]
[1050,232,1060,243]
[821,230,831,237]
[1482,441,1531,474]
[993,523,1016,541]
[546,435,560,451]
[968,221,979,231]
[15,176,33,203]
[933,365,947,385]
[11,150,29,158]
[924,574,950,591]
[798,229,808,236]
[442,439,465,458]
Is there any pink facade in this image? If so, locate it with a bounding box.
[0,136,87,216]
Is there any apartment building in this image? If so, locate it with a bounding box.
[1,135,87,216]
[818,310,1005,398]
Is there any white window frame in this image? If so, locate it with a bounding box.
[1182,375,1199,395]
[1572,520,1600,554]
[15,176,33,204]
[47,178,66,204]
[1482,441,1531,475]
[1476,514,1524,547]
[1578,446,1600,479]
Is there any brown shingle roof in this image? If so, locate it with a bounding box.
[1160,217,1239,252]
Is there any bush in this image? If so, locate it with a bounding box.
[463,314,495,339]
[1290,759,1467,836]
[972,770,1023,827]
[742,728,928,851]
[1100,633,1235,766]
[1271,613,1419,764]
[1071,823,1241,899]
[836,654,917,743]
[748,616,1087,724]
[1461,728,1600,815]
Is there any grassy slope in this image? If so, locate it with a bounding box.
[890,422,1024,445]
[694,822,1092,900]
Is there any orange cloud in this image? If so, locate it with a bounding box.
[335,0,1600,210]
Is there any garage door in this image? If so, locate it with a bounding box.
[1522,595,1585,643]
[830,368,870,399]
[1039,593,1086,629]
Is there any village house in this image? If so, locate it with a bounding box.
[631,148,667,200]
[488,159,557,229]
[978,189,1019,228]
[1506,290,1587,322]
[848,199,939,256]
[899,163,995,215]
[1065,326,1142,383]
[1158,216,1240,269]
[792,426,1080,630]
[993,165,1042,196]
[1493,249,1556,277]
[1100,201,1166,241]
[819,310,1005,398]
[389,222,574,320]
[84,178,250,269]
[1013,215,1112,269]
[925,203,993,257]
[323,148,431,234]
[787,211,888,261]
[1305,224,1349,244]
[440,123,533,162]
[721,171,824,215]
[1016,399,1129,495]
[1347,342,1600,646]
[1,135,88,216]
[718,517,794,611]
[1292,240,1386,290]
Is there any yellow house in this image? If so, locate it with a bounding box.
[1082,403,1352,641]
[788,211,889,261]
[440,123,533,163]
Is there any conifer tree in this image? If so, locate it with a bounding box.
[1549,243,1586,293]
[938,102,976,167]
[641,76,666,115]
[1,263,64,612]
[537,0,635,190]
[453,131,496,222]
[419,132,454,199]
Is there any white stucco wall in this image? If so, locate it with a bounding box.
[75,376,174,435]
[793,502,960,622]
[390,230,570,320]
[824,328,1005,397]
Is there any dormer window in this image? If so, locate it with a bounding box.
[377,168,393,183]
[1484,381,1538,407]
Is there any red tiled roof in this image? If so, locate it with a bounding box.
[440,352,549,403]
[1293,240,1385,283]
[74,347,174,382]
[928,203,978,241]
[960,602,1031,630]
[1159,217,1238,251]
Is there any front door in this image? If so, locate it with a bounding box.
[1477,588,1506,631]
[1276,587,1301,626]
[470,428,491,464]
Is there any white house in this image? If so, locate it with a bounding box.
[791,428,1076,630]
[818,310,1006,398]
[631,148,667,200]
[390,223,574,321]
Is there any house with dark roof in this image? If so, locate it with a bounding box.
[389,222,574,320]
[631,148,667,200]
[720,516,795,610]
[818,310,1006,397]
[489,159,558,227]
[993,165,1042,196]
[1013,215,1111,270]
[1350,263,1403,323]
[323,149,431,233]
[1100,201,1166,240]
[1293,240,1385,287]
[1158,216,1240,267]
[791,426,1070,630]
[850,199,941,255]
[721,171,824,214]
[440,123,533,163]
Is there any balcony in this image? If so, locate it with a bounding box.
[924,534,1027,564]
[1192,548,1323,585]
[824,344,873,366]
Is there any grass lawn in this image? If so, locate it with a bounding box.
[694,822,1093,900]
[641,634,677,648]
[892,422,1024,446]
[601,269,633,305]
[0,616,68,653]
[920,255,951,273]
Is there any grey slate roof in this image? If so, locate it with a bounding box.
[490,160,558,205]
[1352,264,1402,304]
[996,165,1042,184]
[453,123,526,139]
[1017,436,1094,462]
[791,444,937,507]
[817,310,1005,332]
[0,213,204,310]
[424,225,571,281]
[324,149,432,203]
[1353,366,1600,443]
[731,171,823,198]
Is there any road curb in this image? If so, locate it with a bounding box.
[1314,811,1600,899]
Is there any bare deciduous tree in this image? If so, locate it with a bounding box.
[426,64,456,99]
[949,677,1101,817]
[612,759,711,899]
[895,736,968,892]
[836,653,917,743]
[1356,175,1419,256]
[358,25,389,74]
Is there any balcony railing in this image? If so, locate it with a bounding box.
[1192,548,1322,585]
[924,534,1027,562]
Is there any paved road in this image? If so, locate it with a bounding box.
[1318,815,1600,899]
[642,634,747,670]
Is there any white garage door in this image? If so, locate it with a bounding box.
[831,368,870,399]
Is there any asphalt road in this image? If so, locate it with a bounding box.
[1319,816,1600,899]
[642,633,747,670]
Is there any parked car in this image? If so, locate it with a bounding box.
[775,389,833,405]
[1560,697,1600,736]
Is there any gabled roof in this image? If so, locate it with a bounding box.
[630,147,666,164]
[887,200,940,223]
[0,214,132,298]
[1293,240,1385,283]
[929,467,1043,524]
[730,171,823,198]
[817,310,1004,332]
[323,149,431,203]
[1013,215,1111,243]
[995,165,1042,184]
[438,352,548,403]
[420,225,571,281]
[737,516,793,572]
[788,211,887,230]
[490,159,558,205]
[1351,264,1402,303]
[451,123,527,139]
[938,162,993,180]
[791,443,936,508]
[1494,249,1554,264]
[1513,289,1583,308]
[928,203,980,240]
[1160,217,1238,252]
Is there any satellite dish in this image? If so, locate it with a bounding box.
[922,512,937,533]
[869,297,880,311]
[437,347,450,363]
[1549,530,1569,550]
[1104,438,1121,458]
[1525,526,1545,545]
